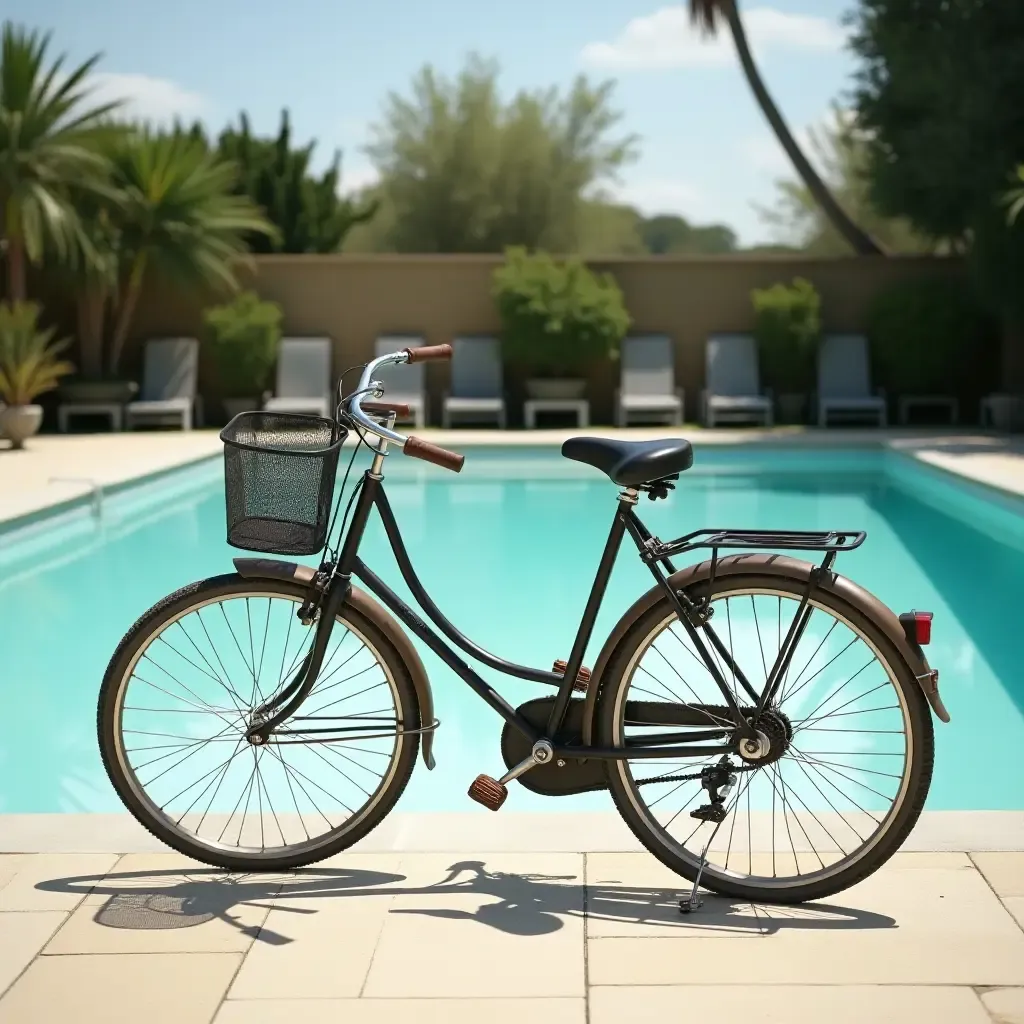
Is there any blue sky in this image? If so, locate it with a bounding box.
[10,0,861,245]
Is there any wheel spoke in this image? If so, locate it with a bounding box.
[109,585,410,865]
[612,584,917,896]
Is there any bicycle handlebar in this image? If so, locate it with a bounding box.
[345,346,465,473]
[404,343,452,363]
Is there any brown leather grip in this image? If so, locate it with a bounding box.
[404,343,452,363]
[403,435,465,473]
[363,401,412,417]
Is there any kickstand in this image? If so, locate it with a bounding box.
[679,818,724,915]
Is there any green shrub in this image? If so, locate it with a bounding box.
[492,247,631,376]
[751,278,821,393]
[0,301,75,406]
[866,276,993,395]
[202,291,283,397]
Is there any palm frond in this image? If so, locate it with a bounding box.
[0,300,74,405]
[689,0,723,35]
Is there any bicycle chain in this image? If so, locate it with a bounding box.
[635,762,760,787]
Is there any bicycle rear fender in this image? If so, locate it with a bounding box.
[233,558,437,769]
[580,552,948,746]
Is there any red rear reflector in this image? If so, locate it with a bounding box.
[912,611,933,645]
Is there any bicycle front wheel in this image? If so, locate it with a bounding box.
[98,574,420,871]
[598,570,934,904]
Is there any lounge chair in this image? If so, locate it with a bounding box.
[263,338,333,419]
[817,334,887,427]
[442,337,507,428]
[701,333,773,427]
[614,335,684,427]
[125,338,201,430]
[374,336,427,427]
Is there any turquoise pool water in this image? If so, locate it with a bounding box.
[2,444,1023,814]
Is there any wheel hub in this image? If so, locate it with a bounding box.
[736,708,791,766]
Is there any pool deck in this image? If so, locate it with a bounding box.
[2,425,1023,529]
[3,427,1024,1022]
[1,841,1023,1023]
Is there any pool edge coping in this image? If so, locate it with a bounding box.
[2,810,1023,854]
[2,430,1022,540]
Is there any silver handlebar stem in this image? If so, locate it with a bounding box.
[343,350,412,449]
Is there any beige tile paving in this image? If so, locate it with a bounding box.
[0,952,240,1024]
[585,853,765,938]
[588,864,1024,986]
[0,854,118,912]
[1003,897,1024,932]
[0,860,24,894]
[0,913,66,998]
[982,987,1024,1024]
[361,854,585,998]
[973,853,1024,897]
[215,997,587,1024]
[43,853,279,955]
[590,985,991,1024]
[228,854,404,999]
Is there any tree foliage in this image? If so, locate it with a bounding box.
[757,106,938,256]
[0,22,121,300]
[212,110,376,253]
[362,55,638,253]
[849,0,1024,243]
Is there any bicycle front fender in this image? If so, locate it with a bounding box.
[233,557,437,769]
[579,552,948,746]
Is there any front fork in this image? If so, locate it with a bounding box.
[244,566,347,745]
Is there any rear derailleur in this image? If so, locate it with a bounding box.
[679,758,738,915]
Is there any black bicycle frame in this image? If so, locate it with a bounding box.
[250,465,862,760]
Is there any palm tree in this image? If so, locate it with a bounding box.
[689,0,884,256]
[0,22,121,300]
[104,128,276,376]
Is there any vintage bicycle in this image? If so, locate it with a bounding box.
[97,343,949,906]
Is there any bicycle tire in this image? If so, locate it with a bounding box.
[597,569,934,904]
[98,573,420,871]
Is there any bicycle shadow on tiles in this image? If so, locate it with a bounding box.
[35,858,896,945]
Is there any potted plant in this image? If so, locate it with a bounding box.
[751,277,821,423]
[0,301,75,449]
[492,247,631,401]
[202,290,283,419]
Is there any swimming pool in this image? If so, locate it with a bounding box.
[2,444,1022,814]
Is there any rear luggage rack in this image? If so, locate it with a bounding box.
[642,529,867,563]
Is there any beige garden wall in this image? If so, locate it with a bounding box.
[126,253,968,425]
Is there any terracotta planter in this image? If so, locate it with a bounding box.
[59,379,139,404]
[525,378,586,401]
[223,397,259,421]
[0,404,43,449]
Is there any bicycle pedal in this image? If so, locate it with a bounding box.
[553,659,591,693]
[468,774,508,811]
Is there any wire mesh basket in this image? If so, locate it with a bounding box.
[220,411,347,556]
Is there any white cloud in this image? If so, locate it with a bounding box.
[737,125,815,175]
[84,72,208,125]
[581,6,847,72]
[610,177,708,218]
[340,160,378,194]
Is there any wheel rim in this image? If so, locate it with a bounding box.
[612,586,915,892]
[110,587,409,861]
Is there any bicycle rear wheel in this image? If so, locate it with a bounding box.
[98,574,420,871]
[598,570,934,904]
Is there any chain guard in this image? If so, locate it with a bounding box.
[500,698,608,796]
